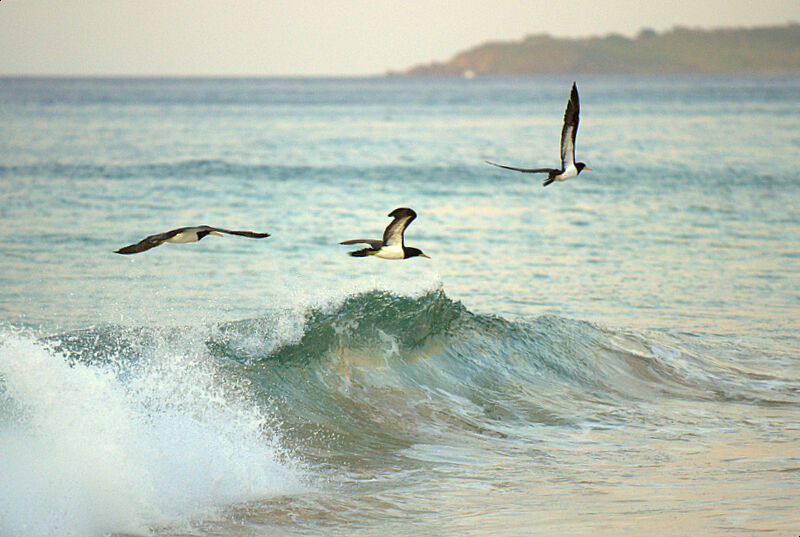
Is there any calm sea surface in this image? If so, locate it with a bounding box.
[1,76,799,536]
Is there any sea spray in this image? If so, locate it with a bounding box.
[0,328,308,537]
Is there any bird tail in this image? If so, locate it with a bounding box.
[542,171,558,187]
[349,248,377,257]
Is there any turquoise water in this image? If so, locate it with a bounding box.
[1,76,799,536]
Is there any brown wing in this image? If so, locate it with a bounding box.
[340,239,383,249]
[203,227,270,239]
[560,82,580,170]
[114,228,185,254]
[486,160,559,174]
[382,208,417,248]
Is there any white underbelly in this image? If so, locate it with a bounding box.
[375,246,405,259]
[557,166,578,181]
[166,232,198,244]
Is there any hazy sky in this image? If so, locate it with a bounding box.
[1,0,798,76]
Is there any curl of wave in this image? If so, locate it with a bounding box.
[3,288,794,536]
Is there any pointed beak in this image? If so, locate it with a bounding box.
[420,253,431,259]
[210,231,224,237]
[585,167,592,171]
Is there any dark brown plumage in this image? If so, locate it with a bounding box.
[340,208,429,259]
[115,226,270,254]
[487,82,591,186]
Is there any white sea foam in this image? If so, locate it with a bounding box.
[0,330,308,537]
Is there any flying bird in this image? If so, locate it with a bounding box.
[115,226,270,254]
[340,208,430,259]
[487,82,591,186]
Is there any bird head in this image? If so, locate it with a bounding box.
[576,162,591,174]
[196,229,224,241]
[405,247,430,259]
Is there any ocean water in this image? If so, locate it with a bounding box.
[1,76,799,536]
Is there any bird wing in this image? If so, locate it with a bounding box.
[382,208,417,248]
[486,161,559,174]
[202,226,270,239]
[114,228,184,254]
[114,226,269,254]
[339,239,383,249]
[560,82,580,170]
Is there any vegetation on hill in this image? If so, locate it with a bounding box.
[402,24,800,75]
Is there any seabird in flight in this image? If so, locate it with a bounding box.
[487,82,591,186]
[115,226,270,254]
[340,208,430,259]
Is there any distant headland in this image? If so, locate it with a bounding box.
[398,24,800,76]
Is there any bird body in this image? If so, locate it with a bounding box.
[369,244,405,259]
[164,228,222,244]
[340,208,429,260]
[115,226,269,254]
[487,82,590,186]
